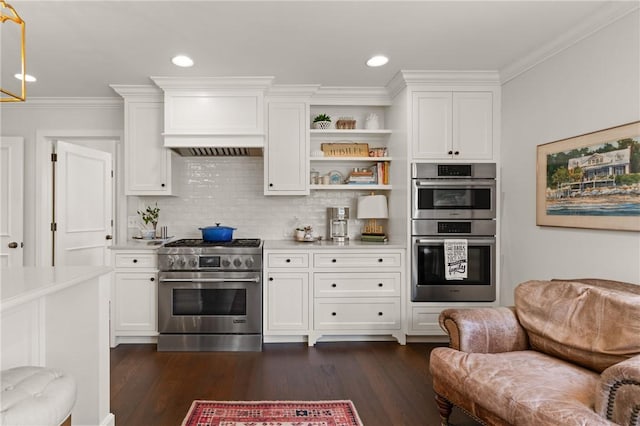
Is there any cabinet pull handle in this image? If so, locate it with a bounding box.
[269,277,274,281]
[161,183,165,187]
[378,312,383,316]
[454,151,460,156]
[285,259,291,263]
[448,150,453,155]
[331,283,337,288]
[269,183,274,187]
[378,258,383,263]
[378,283,383,287]
[150,277,155,282]
[331,312,337,316]
[133,259,138,263]
[331,259,337,263]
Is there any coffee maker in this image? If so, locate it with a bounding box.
[327,207,349,242]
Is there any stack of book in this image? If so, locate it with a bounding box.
[347,169,376,184]
[360,232,388,242]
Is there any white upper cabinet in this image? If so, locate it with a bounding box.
[412,91,493,160]
[265,101,309,195]
[111,85,180,196]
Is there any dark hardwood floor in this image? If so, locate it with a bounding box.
[110,342,480,426]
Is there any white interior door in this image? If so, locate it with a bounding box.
[55,141,113,266]
[0,137,24,267]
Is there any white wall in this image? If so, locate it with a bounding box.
[500,10,640,304]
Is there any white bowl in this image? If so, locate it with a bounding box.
[141,229,156,240]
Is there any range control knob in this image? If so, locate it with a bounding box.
[244,257,254,268]
[176,258,186,268]
[221,258,231,268]
[233,258,243,268]
[189,258,198,268]
[166,258,174,267]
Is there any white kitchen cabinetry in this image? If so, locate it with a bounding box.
[263,244,405,346]
[111,250,158,346]
[264,252,310,334]
[265,101,309,195]
[412,91,493,160]
[111,85,180,195]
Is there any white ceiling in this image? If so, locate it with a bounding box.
[1,1,637,98]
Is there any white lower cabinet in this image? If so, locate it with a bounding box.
[263,247,405,346]
[111,250,158,346]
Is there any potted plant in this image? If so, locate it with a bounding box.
[313,113,332,129]
[138,203,160,239]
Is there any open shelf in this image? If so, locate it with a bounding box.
[310,156,392,162]
[310,129,392,135]
[310,184,392,190]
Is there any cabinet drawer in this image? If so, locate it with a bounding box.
[314,273,400,298]
[313,252,401,269]
[114,253,157,268]
[314,298,400,330]
[267,253,309,268]
[410,307,446,335]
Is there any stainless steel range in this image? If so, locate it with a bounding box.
[157,238,263,352]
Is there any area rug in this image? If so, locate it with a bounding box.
[181,400,364,426]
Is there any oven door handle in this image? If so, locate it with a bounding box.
[414,179,495,187]
[159,277,260,284]
[414,238,495,244]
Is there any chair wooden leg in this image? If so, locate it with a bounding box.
[435,393,452,426]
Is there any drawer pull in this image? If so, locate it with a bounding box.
[378,283,383,287]
[285,259,291,263]
[378,258,383,263]
[133,259,138,263]
[269,277,274,281]
[149,277,155,282]
[378,312,383,316]
[331,283,337,288]
[331,259,337,263]
[331,312,337,316]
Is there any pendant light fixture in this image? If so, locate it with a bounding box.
[1,0,26,102]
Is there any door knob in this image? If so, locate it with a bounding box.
[8,242,18,249]
[105,235,113,240]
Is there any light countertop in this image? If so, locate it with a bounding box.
[264,239,406,250]
[0,266,112,312]
[109,237,174,250]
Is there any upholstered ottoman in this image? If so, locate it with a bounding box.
[1,366,76,426]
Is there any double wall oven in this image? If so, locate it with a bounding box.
[157,238,263,351]
[411,163,497,302]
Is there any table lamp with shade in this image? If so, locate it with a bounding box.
[357,193,389,241]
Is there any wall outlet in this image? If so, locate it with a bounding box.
[127,215,138,228]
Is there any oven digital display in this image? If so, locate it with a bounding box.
[199,256,221,268]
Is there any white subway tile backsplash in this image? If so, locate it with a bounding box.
[136,157,371,240]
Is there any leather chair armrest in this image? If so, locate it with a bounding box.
[439,307,529,353]
[595,354,640,425]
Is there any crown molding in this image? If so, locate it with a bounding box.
[311,86,391,106]
[110,84,162,101]
[500,2,640,83]
[1,97,122,109]
[386,70,501,98]
[266,84,321,98]
[150,76,275,91]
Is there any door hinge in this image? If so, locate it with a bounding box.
[51,153,57,162]
[51,222,57,231]
[111,219,114,227]
[111,170,114,178]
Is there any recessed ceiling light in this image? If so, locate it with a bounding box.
[172,55,194,67]
[366,55,389,67]
[14,73,37,82]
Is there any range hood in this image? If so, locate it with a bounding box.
[151,76,274,157]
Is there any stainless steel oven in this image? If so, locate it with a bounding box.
[412,163,496,220]
[157,238,263,351]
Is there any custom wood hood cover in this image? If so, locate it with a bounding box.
[151,76,274,156]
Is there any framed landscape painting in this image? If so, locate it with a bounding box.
[536,121,640,231]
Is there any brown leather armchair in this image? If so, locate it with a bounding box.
[429,278,640,426]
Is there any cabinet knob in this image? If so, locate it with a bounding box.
[378,283,383,287]
[378,258,383,263]
[133,259,138,263]
[149,277,155,282]
[7,242,18,249]
[285,258,291,263]
[331,283,337,288]
[378,312,383,316]
[454,151,460,156]
[269,277,274,281]
[161,183,165,187]
[331,312,337,316]
[331,259,337,263]
[448,150,453,155]
[269,183,274,187]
